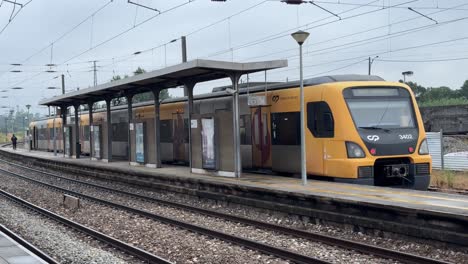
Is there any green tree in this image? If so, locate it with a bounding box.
[109,67,171,104]
[132,67,171,103]
[405,81,426,98]
[461,80,468,99]
[419,86,458,103]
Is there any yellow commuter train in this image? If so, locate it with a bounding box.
[30,75,432,190]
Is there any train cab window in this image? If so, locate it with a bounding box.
[271,112,300,145]
[307,102,335,138]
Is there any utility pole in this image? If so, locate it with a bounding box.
[368,57,371,75]
[4,118,7,142]
[182,36,188,96]
[93,61,98,86]
[26,104,31,150]
[181,36,187,63]
[61,74,65,94]
[368,56,379,75]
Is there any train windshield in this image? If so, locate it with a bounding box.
[346,98,416,129]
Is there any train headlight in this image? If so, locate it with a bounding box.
[419,138,429,155]
[346,142,366,158]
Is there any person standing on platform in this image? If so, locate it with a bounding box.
[11,134,17,150]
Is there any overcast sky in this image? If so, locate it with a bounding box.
[0,0,467,115]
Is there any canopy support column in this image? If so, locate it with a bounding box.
[183,81,196,171]
[61,105,67,157]
[105,98,113,162]
[151,89,161,168]
[73,104,81,159]
[88,102,94,160]
[126,93,134,164]
[52,106,57,156]
[229,73,242,178]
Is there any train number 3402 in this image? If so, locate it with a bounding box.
[399,134,413,140]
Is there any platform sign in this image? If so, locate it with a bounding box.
[135,122,145,163]
[248,95,267,106]
[92,125,101,159]
[64,126,71,157]
[201,118,216,169]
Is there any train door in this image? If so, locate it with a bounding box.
[251,106,272,170]
[172,112,185,163]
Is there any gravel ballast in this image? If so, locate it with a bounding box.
[0,173,292,264]
[3,160,468,263]
[0,195,141,264]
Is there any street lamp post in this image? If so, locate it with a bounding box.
[23,116,27,144]
[291,30,310,186]
[402,71,414,82]
[368,56,379,75]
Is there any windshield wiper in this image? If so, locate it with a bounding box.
[359,126,390,132]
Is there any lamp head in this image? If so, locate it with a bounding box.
[291,30,310,45]
[402,71,414,76]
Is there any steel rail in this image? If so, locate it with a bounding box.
[0,188,172,264]
[0,223,59,264]
[0,158,454,264]
[0,167,331,264]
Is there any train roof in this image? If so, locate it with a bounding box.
[34,74,384,122]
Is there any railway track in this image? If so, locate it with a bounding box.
[0,223,59,264]
[0,158,452,264]
[428,186,468,195]
[0,188,172,264]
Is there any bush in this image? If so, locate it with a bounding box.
[419,98,468,107]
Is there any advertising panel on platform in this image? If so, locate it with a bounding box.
[135,122,145,163]
[201,118,216,169]
[92,125,101,159]
[65,126,71,156]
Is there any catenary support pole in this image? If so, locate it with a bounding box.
[61,74,65,95]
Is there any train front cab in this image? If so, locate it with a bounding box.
[305,81,432,190]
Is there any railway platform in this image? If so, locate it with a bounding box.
[1,147,467,246]
[0,227,49,264]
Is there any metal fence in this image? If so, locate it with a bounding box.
[427,132,468,171]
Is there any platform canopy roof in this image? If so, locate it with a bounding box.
[39,59,288,107]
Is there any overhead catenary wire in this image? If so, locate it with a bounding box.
[60,0,196,65]
[240,2,468,62]
[4,0,468,95]
[0,0,113,78]
[0,0,33,36]
[1,0,195,91]
[203,0,417,59]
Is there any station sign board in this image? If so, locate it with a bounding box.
[248,95,267,106]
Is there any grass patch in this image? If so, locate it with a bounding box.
[431,170,468,189]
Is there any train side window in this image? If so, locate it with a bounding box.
[84,126,90,140]
[160,120,173,143]
[307,102,334,138]
[240,115,251,145]
[271,112,300,145]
